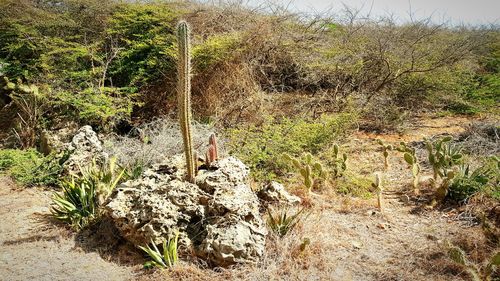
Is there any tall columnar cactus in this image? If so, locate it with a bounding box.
[283,153,325,193]
[377,139,393,170]
[332,144,348,178]
[177,21,195,183]
[372,173,383,212]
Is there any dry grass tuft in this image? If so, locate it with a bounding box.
[103,117,217,168]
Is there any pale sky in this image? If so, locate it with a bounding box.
[237,0,500,25]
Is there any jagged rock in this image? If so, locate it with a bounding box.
[63,125,108,175]
[40,124,78,155]
[106,156,267,266]
[258,181,301,205]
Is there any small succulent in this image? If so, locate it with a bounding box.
[139,232,180,269]
[402,150,421,195]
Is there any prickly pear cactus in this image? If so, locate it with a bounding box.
[377,139,393,170]
[283,153,325,193]
[425,136,463,180]
[331,144,347,179]
[400,143,421,194]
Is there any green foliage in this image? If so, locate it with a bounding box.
[267,207,305,237]
[0,149,64,186]
[123,160,146,181]
[226,113,358,181]
[425,136,463,180]
[51,156,126,229]
[448,158,500,202]
[192,33,241,70]
[139,232,179,269]
[282,153,325,193]
[335,172,373,198]
[80,157,125,204]
[51,177,97,229]
[107,3,179,87]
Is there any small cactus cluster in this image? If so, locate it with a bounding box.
[371,173,383,212]
[376,139,393,170]
[433,169,456,205]
[331,144,347,178]
[282,153,325,193]
[425,136,463,180]
[176,21,196,183]
[397,142,421,194]
[205,133,218,167]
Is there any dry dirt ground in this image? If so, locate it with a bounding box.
[0,116,497,281]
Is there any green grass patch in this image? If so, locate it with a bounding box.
[0,149,64,186]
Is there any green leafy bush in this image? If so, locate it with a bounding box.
[226,113,358,181]
[448,159,500,202]
[192,33,242,70]
[0,149,64,186]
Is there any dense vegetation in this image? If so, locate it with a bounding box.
[0,1,498,279]
[1,0,498,141]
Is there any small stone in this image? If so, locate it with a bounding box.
[257,181,301,205]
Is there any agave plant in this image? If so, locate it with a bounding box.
[267,207,305,237]
[51,177,97,229]
[139,232,180,269]
[80,157,125,204]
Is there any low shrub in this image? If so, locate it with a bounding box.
[0,149,64,186]
[335,172,373,199]
[448,158,500,202]
[226,113,358,181]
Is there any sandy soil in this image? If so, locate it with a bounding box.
[0,178,140,281]
[0,116,496,281]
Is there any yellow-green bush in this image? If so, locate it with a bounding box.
[226,113,358,181]
[0,149,64,186]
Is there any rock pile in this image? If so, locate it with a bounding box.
[63,125,108,175]
[106,156,267,266]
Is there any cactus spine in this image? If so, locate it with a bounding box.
[177,21,195,183]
